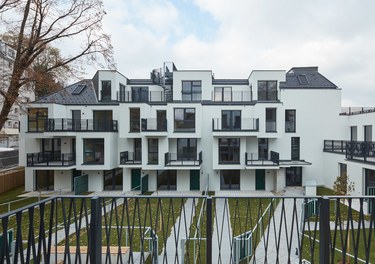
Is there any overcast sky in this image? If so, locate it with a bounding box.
[95,0,375,106]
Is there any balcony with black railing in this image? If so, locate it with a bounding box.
[33,118,119,132]
[245,151,279,166]
[120,151,142,165]
[27,152,75,167]
[117,91,165,102]
[212,118,259,132]
[324,139,375,164]
[211,91,253,102]
[141,118,167,132]
[165,151,202,166]
[2,195,375,263]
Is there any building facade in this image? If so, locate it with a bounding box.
[19,62,374,194]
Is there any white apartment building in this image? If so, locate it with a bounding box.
[0,40,34,148]
[19,62,375,195]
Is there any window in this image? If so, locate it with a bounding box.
[119,83,126,101]
[148,138,158,164]
[157,170,177,190]
[266,108,277,132]
[177,138,197,160]
[258,81,277,101]
[101,80,111,100]
[364,125,372,141]
[182,81,201,101]
[35,170,54,191]
[42,138,61,157]
[286,167,302,186]
[219,138,240,164]
[14,108,19,114]
[350,126,357,141]
[72,84,86,95]
[103,168,123,191]
[83,139,104,164]
[221,110,241,130]
[339,163,347,177]
[297,74,309,85]
[134,138,142,162]
[28,108,48,132]
[7,121,12,127]
[131,87,149,102]
[174,108,195,132]
[285,110,296,132]
[258,138,268,160]
[291,137,300,160]
[220,170,240,190]
[93,110,112,131]
[129,108,140,132]
[214,87,232,101]
[365,169,375,194]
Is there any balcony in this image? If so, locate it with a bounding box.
[211,91,252,102]
[324,140,375,164]
[164,151,202,166]
[141,118,167,132]
[1,195,373,263]
[27,152,75,167]
[245,151,279,166]
[212,118,259,132]
[39,118,118,132]
[117,91,165,102]
[120,151,142,165]
[266,121,277,132]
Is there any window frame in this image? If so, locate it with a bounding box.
[214,87,232,102]
[291,137,300,160]
[285,109,296,133]
[148,138,159,164]
[129,108,140,132]
[131,86,149,102]
[258,80,278,101]
[266,108,277,132]
[218,138,240,164]
[101,80,112,101]
[182,81,202,101]
[174,108,196,132]
[83,138,104,164]
[221,110,241,130]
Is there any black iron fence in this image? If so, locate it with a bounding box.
[28,118,118,132]
[117,91,165,102]
[164,151,202,166]
[212,118,259,132]
[245,151,279,166]
[324,140,375,164]
[119,151,142,164]
[27,152,75,167]
[1,195,375,263]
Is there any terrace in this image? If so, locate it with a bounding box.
[27,152,75,167]
[324,140,375,164]
[1,192,375,263]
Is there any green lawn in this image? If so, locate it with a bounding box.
[0,186,41,214]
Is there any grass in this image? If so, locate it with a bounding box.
[0,186,41,214]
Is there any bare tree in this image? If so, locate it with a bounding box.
[0,0,115,129]
[0,0,19,13]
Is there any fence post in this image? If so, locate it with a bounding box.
[319,197,330,264]
[206,197,212,264]
[90,197,102,263]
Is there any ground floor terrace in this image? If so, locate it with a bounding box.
[24,167,306,193]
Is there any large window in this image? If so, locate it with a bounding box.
[157,170,177,190]
[220,170,240,190]
[219,138,240,164]
[364,125,372,141]
[101,80,111,101]
[266,108,277,132]
[148,138,158,164]
[42,138,61,158]
[174,108,195,132]
[365,169,375,194]
[258,81,277,101]
[129,108,140,132]
[350,126,357,141]
[286,167,302,186]
[28,108,48,132]
[35,170,54,191]
[83,139,104,164]
[93,110,112,131]
[177,138,197,160]
[104,168,123,191]
[134,138,142,162]
[291,137,300,160]
[182,81,201,101]
[258,138,268,160]
[285,110,296,132]
[131,87,149,102]
[339,163,347,177]
[214,87,232,101]
[222,110,241,130]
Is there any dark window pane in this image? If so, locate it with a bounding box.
[101,81,111,100]
[285,110,296,132]
[83,139,104,164]
[219,138,240,163]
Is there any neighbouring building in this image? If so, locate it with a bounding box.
[0,40,34,148]
[19,62,375,197]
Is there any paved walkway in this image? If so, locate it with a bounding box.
[158,198,195,263]
[252,187,304,263]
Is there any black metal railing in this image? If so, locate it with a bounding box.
[340,107,375,116]
[41,118,118,132]
[141,118,167,132]
[27,152,75,166]
[211,91,252,102]
[120,151,142,164]
[245,151,279,166]
[212,118,259,131]
[117,91,165,102]
[2,196,375,263]
[164,151,202,166]
[324,140,375,164]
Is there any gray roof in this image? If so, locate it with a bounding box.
[36,80,98,104]
[279,67,337,89]
[212,79,249,85]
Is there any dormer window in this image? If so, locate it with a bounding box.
[297,74,309,85]
[131,87,149,102]
[101,80,111,101]
[258,81,277,101]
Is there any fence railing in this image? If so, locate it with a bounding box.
[164,151,202,166]
[324,140,375,164]
[1,195,375,263]
[119,151,142,164]
[211,91,252,102]
[141,118,167,132]
[212,118,259,131]
[245,151,279,166]
[117,91,165,102]
[27,152,75,167]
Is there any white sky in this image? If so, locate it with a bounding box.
[92,0,375,106]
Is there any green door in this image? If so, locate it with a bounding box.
[131,169,141,190]
[190,170,200,190]
[255,169,266,190]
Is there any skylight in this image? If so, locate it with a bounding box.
[72,84,86,95]
[297,74,309,85]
